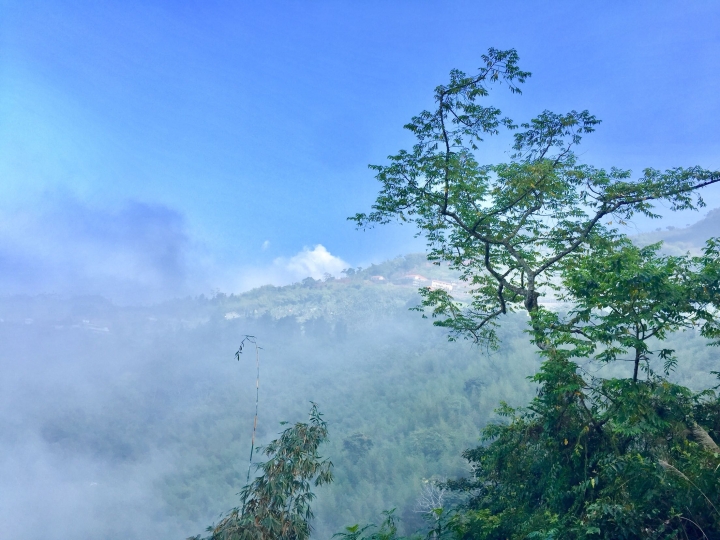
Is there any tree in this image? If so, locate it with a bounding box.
[445,362,720,539]
[454,237,720,538]
[433,240,720,538]
[348,48,720,539]
[192,404,333,540]
[343,432,374,459]
[351,48,720,347]
[537,237,720,381]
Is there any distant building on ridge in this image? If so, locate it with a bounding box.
[403,274,430,287]
[429,280,453,292]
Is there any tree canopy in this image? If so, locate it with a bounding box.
[537,237,720,381]
[351,48,720,347]
[346,48,720,539]
[197,48,720,540]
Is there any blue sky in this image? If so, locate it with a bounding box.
[1,1,719,301]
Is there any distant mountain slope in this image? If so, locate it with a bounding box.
[0,260,539,539]
[632,207,720,254]
[2,250,718,539]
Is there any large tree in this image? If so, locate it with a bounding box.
[352,48,720,348]
[346,48,720,539]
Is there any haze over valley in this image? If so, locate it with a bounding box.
[3,3,720,538]
[2,223,719,538]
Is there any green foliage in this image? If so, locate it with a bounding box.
[440,235,720,537]
[343,433,374,459]
[192,404,333,540]
[334,510,414,540]
[347,48,720,540]
[534,237,720,380]
[449,361,720,539]
[333,507,458,540]
[352,47,720,346]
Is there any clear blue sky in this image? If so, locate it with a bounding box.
[1,1,719,301]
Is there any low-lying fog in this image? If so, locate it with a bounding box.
[2,215,719,539]
[0,285,538,539]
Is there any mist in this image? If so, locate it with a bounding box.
[0,196,195,304]
[0,257,538,538]
[2,2,719,533]
[0,194,353,305]
[2,214,720,538]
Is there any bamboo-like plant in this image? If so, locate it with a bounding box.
[192,404,333,540]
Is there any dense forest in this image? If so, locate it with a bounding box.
[1,244,718,539]
[0,255,539,539]
[193,49,720,539]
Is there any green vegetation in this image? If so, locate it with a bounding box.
[5,248,718,539]
[5,48,720,540]
[352,48,719,347]
[450,364,720,539]
[199,48,720,539]
[340,48,720,539]
[2,262,545,538]
[192,403,333,540]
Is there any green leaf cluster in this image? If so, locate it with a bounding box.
[534,236,720,381]
[191,403,332,540]
[448,363,720,539]
[352,48,720,347]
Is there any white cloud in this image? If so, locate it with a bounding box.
[0,193,350,301]
[278,245,347,280]
[222,245,349,292]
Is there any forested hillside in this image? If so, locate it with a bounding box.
[1,249,718,539]
[0,255,530,539]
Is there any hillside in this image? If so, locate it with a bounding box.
[1,254,717,539]
[632,207,720,254]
